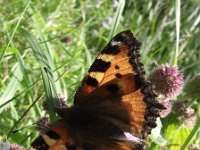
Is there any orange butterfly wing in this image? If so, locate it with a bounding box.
[74,30,161,136]
[30,30,163,150]
[30,121,75,150]
[75,30,143,102]
[30,121,140,150]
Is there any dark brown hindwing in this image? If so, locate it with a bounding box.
[31,130,60,150]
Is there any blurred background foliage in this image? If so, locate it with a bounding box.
[0,0,199,149]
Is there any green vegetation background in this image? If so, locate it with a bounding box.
[0,0,199,149]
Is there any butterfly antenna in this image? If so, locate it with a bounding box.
[12,123,36,133]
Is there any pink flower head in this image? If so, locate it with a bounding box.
[183,107,197,128]
[149,64,184,99]
[58,93,68,108]
[159,101,172,118]
[173,101,187,115]
[9,144,24,150]
[36,117,50,133]
[0,141,24,150]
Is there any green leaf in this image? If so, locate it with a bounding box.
[30,6,62,93]
[173,0,181,65]
[163,124,191,150]
[109,0,125,39]
[0,0,31,64]
[20,29,60,120]
[150,118,167,145]
[184,74,200,100]
[0,61,24,112]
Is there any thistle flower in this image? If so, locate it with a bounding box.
[149,64,184,99]
[58,94,68,108]
[174,101,197,128]
[36,117,50,133]
[9,144,24,150]
[173,101,187,115]
[0,141,24,150]
[183,107,197,128]
[159,101,172,118]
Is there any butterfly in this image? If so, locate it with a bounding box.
[30,30,163,150]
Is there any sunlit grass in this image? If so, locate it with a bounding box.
[0,0,199,149]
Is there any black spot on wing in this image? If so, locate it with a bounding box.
[31,135,49,150]
[85,76,98,87]
[89,59,111,72]
[46,130,60,139]
[102,44,120,55]
[115,65,120,70]
[115,73,122,79]
[106,84,120,93]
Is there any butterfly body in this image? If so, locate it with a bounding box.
[30,30,163,150]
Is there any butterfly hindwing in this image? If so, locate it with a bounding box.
[30,121,75,150]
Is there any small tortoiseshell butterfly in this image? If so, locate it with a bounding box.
[30,30,163,150]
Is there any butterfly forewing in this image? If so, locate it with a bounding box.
[74,30,142,103]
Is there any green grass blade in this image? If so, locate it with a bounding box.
[20,29,60,120]
[0,62,24,112]
[0,0,31,65]
[173,0,181,65]
[7,95,42,139]
[109,0,125,39]
[0,80,39,109]
[30,6,62,93]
